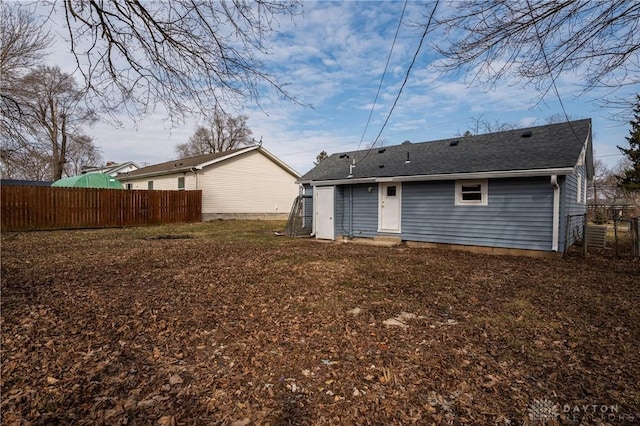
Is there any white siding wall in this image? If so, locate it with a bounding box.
[120,150,299,215]
[198,150,298,214]
[127,174,196,191]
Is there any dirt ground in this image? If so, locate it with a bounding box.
[2,221,639,425]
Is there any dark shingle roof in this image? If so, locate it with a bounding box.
[300,119,592,182]
[119,146,254,179]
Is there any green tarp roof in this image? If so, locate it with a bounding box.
[51,173,124,189]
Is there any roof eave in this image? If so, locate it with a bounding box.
[119,146,301,181]
[305,167,576,186]
[118,167,194,181]
[256,146,302,178]
[108,162,140,173]
[196,145,300,178]
[195,145,258,169]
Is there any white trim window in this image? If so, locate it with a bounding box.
[455,180,488,206]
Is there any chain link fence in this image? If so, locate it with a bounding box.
[565,214,639,258]
[611,216,640,258]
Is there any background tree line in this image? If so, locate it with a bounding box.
[175,107,254,159]
[1,5,101,181]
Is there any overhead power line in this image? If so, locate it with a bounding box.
[357,0,408,152]
[359,0,440,163]
[525,0,583,146]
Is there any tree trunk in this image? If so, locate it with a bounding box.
[53,113,67,180]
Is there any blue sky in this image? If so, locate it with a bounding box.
[45,1,637,175]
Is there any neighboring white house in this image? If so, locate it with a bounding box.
[81,161,140,177]
[117,145,301,220]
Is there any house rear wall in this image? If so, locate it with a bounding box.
[334,176,556,251]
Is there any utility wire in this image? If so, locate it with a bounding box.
[357,0,408,151]
[525,0,584,146]
[595,153,624,158]
[359,0,439,164]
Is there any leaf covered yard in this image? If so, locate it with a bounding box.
[1,221,639,425]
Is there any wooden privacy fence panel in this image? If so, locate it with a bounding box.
[1,186,202,231]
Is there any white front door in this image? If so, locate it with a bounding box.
[378,182,401,233]
[315,186,335,240]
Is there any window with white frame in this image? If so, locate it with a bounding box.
[455,180,488,206]
[178,176,185,190]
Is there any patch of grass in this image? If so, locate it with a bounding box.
[339,279,356,288]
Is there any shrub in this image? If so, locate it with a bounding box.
[593,207,608,224]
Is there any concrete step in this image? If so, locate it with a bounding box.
[374,236,402,246]
[345,236,402,247]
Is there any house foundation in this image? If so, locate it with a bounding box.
[336,235,561,258]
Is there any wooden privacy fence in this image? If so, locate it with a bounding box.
[1,186,202,231]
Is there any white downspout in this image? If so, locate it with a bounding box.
[311,186,317,238]
[551,175,560,252]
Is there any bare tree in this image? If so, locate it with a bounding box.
[1,66,99,180]
[433,1,640,106]
[22,66,98,179]
[588,157,611,219]
[0,137,52,181]
[457,115,519,136]
[544,113,581,125]
[1,132,102,181]
[46,0,303,123]
[314,150,328,165]
[176,107,253,158]
[587,158,639,220]
[64,134,103,177]
[0,3,51,143]
[177,128,213,158]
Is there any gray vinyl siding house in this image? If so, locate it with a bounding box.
[299,119,593,255]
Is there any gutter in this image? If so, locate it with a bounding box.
[349,185,353,237]
[301,167,575,186]
[119,166,197,181]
